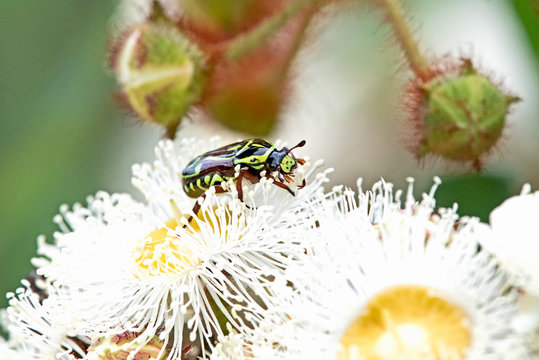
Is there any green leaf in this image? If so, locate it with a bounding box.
[435,174,513,222]
[511,0,539,61]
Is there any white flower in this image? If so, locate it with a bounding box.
[1,282,86,360]
[0,337,18,360]
[480,185,539,297]
[225,179,531,360]
[33,180,310,359]
[210,326,248,360]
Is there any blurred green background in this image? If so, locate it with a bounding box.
[0,0,161,308]
[0,0,537,308]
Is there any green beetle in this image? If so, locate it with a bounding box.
[181,138,306,216]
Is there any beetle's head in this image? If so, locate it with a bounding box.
[279,154,296,174]
[269,140,306,174]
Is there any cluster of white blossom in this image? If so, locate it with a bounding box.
[1,136,538,360]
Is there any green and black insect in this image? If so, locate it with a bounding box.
[182,138,306,216]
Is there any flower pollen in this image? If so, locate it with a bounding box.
[133,203,241,279]
[134,218,198,278]
[339,286,472,360]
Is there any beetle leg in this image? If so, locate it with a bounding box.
[237,168,261,202]
[274,180,296,196]
[237,169,244,202]
[184,185,227,228]
[186,193,206,227]
[265,173,295,196]
[283,174,294,183]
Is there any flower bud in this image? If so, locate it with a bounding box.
[178,0,279,41]
[207,76,281,136]
[112,22,205,133]
[87,331,168,360]
[202,12,309,136]
[410,59,519,169]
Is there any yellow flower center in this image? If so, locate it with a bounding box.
[133,218,198,278]
[338,286,472,360]
[133,204,240,279]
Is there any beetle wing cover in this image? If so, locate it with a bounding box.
[182,140,248,179]
[234,139,274,163]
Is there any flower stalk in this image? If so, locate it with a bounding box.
[224,0,322,61]
[381,0,432,80]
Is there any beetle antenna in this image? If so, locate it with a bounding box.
[286,140,306,155]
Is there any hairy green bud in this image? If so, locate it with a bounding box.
[112,22,205,135]
[412,60,519,169]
